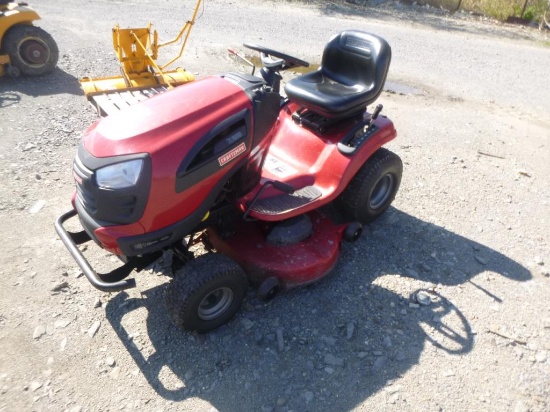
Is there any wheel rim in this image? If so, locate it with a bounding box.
[198,287,234,321]
[369,174,394,209]
[19,38,50,66]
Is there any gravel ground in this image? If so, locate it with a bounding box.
[0,1,549,411]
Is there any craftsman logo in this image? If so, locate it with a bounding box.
[218,143,246,166]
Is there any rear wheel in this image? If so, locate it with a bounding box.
[336,148,402,223]
[166,253,248,333]
[3,25,59,76]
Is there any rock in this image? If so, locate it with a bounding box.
[33,325,46,340]
[254,331,263,344]
[408,303,420,309]
[88,321,101,338]
[106,357,116,367]
[324,354,344,367]
[346,322,355,340]
[54,319,71,329]
[387,385,402,394]
[303,390,314,402]
[415,290,432,306]
[383,336,392,348]
[93,298,102,308]
[324,367,334,374]
[404,268,419,278]
[321,336,337,346]
[395,350,407,361]
[241,318,254,331]
[372,356,388,371]
[514,400,529,412]
[51,281,69,292]
[60,337,67,351]
[443,369,455,377]
[276,397,286,406]
[29,381,42,392]
[109,367,121,379]
[22,143,36,152]
[535,351,547,363]
[276,328,285,352]
[534,256,544,266]
[475,255,488,265]
[29,200,45,214]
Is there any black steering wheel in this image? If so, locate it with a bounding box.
[243,43,309,71]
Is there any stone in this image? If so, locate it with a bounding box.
[475,256,488,265]
[29,200,45,214]
[324,354,344,367]
[303,390,314,402]
[29,381,42,392]
[535,351,547,363]
[106,357,116,367]
[109,367,121,379]
[51,281,69,292]
[54,319,71,329]
[346,322,355,340]
[372,356,388,371]
[276,328,285,352]
[33,326,46,340]
[88,321,101,338]
[241,318,254,331]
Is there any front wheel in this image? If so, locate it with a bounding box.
[336,148,403,224]
[3,25,59,76]
[166,253,248,333]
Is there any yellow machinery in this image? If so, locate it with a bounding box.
[81,0,202,116]
[0,1,58,77]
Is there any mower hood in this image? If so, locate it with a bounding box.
[82,76,248,158]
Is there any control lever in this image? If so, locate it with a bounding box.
[228,47,255,75]
[365,104,383,132]
[272,180,295,195]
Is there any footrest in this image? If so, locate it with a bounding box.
[250,186,322,215]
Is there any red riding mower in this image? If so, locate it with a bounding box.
[56,30,403,332]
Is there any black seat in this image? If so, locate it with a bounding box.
[284,30,391,119]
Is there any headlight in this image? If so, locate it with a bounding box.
[96,159,143,189]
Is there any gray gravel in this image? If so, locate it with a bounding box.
[1,0,549,411]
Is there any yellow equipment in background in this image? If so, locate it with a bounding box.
[0,1,58,77]
[81,0,202,116]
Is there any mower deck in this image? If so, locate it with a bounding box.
[206,211,346,288]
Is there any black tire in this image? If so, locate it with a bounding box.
[3,25,59,76]
[343,222,363,242]
[257,276,280,301]
[336,148,402,224]
[166,253,248,333]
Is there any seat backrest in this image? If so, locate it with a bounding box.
[321,30,391,92]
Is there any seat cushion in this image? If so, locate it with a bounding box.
[284,30,391,119]
[285,70,373,119]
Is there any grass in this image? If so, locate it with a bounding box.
[423,0,549,21]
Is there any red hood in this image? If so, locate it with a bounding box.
[83,76,247,158]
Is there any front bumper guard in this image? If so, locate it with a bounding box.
[55,209,161,292]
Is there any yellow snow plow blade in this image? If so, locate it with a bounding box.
[80,0,201,116]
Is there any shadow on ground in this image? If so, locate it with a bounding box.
[105,208,530,411]
[0,67,81,105]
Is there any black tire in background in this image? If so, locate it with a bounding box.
[166,253,248,333]
[336,148,403,224]
[3,25,59,76]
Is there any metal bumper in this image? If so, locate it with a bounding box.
[55,209,159,292]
